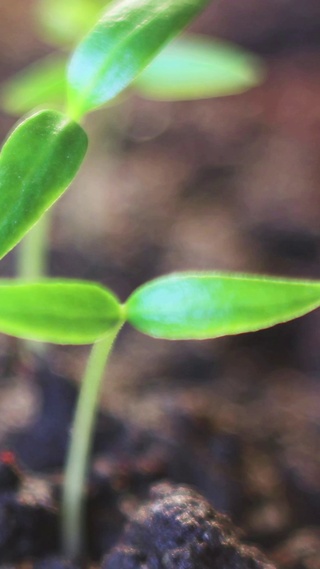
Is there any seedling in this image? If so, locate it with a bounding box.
[1,274,320,557]
[0,0,317,562]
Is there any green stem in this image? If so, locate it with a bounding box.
[17,213,50,354]
[62,325,122,560]
[17,213,49,280]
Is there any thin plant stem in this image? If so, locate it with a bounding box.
[62,325,122,560]
[17,213,50,354]
[17,213,49,280]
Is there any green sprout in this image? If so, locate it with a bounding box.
[0,274,320,557]
[0,0,315,562]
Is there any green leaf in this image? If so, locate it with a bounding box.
[67,0,212,118]
[0,280,122,344]
[126,273,320,340]
[1,54,67,116]
[36,0,108,47]
[0,109,88,259]
[135,35,264,101]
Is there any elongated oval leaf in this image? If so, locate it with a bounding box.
[67,0,211,118]
[126,273,320,340]
[0,109,88,259]
[1,55,67,116]
[0,280,122,344]
[135,35,264,101]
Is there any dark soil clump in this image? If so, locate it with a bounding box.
[103,482,275,569]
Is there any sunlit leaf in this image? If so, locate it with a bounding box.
[1,54,67,116]
[126,273,320,339]
[67,0,211,118]
[0,280,122,344]
[0,109,87,259]
[36,0,108,47]
[135,35,264,101]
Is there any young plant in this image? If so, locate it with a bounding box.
[0,275,320,557]
[0,0,314,562]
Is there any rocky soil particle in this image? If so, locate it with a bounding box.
[103,482,275,569]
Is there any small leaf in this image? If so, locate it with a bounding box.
[126,273,320,340]
[0,280,122,344]
[135,35,264,101]
[67,0,211,118]
[1,55,67,116]
[36,0,108,47]
[0,109,88,259]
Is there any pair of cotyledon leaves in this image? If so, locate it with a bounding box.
[0,274,320,344]
[1,35,262,116]
[3,0,259,116]
[0,0,319,344]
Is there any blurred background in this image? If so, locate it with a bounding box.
[0,0,320,561]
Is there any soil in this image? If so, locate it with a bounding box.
[0,353,319,568]
[0,1,320,568]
